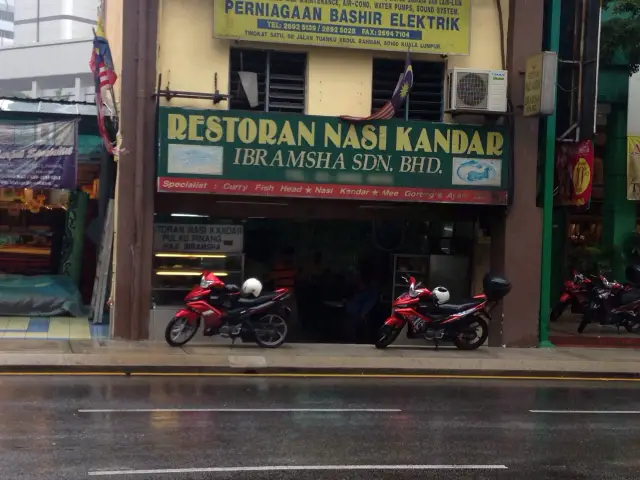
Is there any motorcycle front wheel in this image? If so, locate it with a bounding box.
[550,300,568,322]
[374,325,401,349]
[454,317,489,350]
[165,316,200,347]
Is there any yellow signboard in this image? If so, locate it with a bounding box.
[627,136,640,200]
[524,53,542,116]
[213,0,471,55]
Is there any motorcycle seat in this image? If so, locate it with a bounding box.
[237,291,281,306]
[434,297,485,313]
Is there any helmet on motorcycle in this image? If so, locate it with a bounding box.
[433,286,450,304]
[241,278,263,297]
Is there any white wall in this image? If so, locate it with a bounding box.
[0,39,93,79]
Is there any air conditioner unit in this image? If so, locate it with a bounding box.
[446,68,508,113]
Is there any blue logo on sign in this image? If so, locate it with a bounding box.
[455,160,497,183]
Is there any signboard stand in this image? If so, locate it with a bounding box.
[523,51,558,117]
[90,198,114,325]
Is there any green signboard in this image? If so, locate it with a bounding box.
[157,107,510,205]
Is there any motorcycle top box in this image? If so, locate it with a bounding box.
[482,274,512,301]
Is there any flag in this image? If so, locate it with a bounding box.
[340,52,413,121]
[90,18,118,154]
[90,19,117,90]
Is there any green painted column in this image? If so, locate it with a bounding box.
[538,0,561,347]
[602,104,635,280]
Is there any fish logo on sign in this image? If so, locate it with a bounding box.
[452,158,502,187]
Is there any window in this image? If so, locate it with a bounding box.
[0,30,13,39]
[0,11,14,22]
[229,48,307,113]
[371,58,445,122]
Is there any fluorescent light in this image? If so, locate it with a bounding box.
[155,253,227,258]
[170,213,208,218]
[155,271,228,276]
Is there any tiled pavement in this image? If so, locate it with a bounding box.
[0,317,109,340]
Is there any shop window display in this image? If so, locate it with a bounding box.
[0,188,69,275]
[152,214,476,344]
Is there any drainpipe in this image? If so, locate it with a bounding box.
[538,0,562,347]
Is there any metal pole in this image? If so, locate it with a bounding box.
[539,0,562,347]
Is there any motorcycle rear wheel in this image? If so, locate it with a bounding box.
[374,325,401,349]
[165,316,200,347]
[453,317,489,350]
[253,314,288,348]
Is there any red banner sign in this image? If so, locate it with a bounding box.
[555,140,594,207]
[157,177,508,205]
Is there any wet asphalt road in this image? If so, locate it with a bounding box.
[0,376,640,479]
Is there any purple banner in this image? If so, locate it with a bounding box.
[0,120,78,189]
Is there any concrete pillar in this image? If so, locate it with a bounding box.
[490,0,545,347]
[74,77,82,102]
[602,104,635,279]
[30,80,39,99]
[111,0,159,340]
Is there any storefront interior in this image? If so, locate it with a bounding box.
[0,113,111,340]
[153,194,489,344]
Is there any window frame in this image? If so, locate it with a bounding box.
[228,48,308,114]
[371,57,446,122]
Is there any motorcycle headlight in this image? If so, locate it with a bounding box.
[200,276,213,288]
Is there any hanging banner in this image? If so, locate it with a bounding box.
[554,140,594,206]
[0,120,79,189]
[627,136,640,200]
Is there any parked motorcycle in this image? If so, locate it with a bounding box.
[374,273,511,350]
[164,271,292,348]
[550,270,593,322]
[577,271,640,334]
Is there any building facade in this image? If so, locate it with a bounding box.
[0,0,14,47]
[104,0,547,346]
[0,0,99,101]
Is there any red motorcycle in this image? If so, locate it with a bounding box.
[550,270,593,322]
[375,273,511,350]
[164,271,292,348]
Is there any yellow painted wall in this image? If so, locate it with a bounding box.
[157,0,509,116]
[104,0,124,101]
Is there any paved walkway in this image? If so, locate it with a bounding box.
[0,340,638,377]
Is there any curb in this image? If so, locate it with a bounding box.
[1,364,639,379]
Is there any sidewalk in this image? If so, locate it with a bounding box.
[0,340,639,377]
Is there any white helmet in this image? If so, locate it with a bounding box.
[433,286,450,304]
[241,278,263,297]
